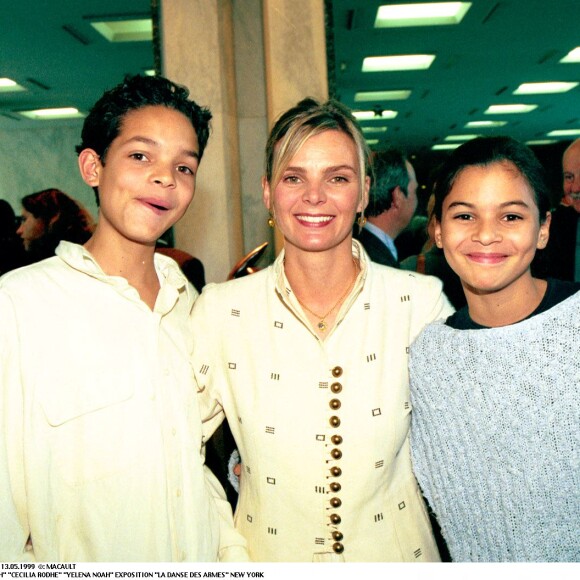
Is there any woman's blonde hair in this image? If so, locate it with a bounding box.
[264,98,371,214]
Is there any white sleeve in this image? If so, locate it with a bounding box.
[0,291,34,561]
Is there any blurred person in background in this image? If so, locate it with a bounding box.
[0,199,26,276]
[16,188,95,263]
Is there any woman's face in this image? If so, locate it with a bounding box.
[263,129,368,257]
[435,161,550,296]
[16,208,46,250]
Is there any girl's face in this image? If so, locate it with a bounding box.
[435,161,550,296]
[16,208,46,250]
[263,129,368,258]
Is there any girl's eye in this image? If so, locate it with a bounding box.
[130,153,147,161]
[504,214,523,221]
[331,175,349,183]
[453,213,472,221]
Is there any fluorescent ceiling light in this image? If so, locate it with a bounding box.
[353,110,398,120]
[465,120,508,128]
[91,19,152,42]
[514,82,578,95]
[485,104,538,114]
[432,143,461,150]
[362,126,388,133]
[19,107,84,120]
[355,90,411,102]
[526,139,557,145]
[547,129,580,137]
[375,2,471,28]
[362,54,435,72]
[444,134,479,141]
[366,139,380,146]
[560,47,580,63]
[0,78,26,93]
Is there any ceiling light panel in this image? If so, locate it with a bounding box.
[465,120,508,128]
[560,47,580,63]
[362,54,436,72]
[514,82,578,95]
[484,104,538,114]
[362,126,388,133]
[355,90,411,102]
[375,2,472,28]
[18,108,84,120]
[0,78,26,93]
[432,143,461,150]
[444,134,479,141]
[354,110,398,120]
[91,19,152,43]
[547,129,580,137]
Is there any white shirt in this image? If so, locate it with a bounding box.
[0,242,247,562]
[363,221,398,261]
[193,241,453,561]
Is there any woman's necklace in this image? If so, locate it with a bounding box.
[295,259,359,332]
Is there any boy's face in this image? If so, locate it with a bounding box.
[82,105,200,247]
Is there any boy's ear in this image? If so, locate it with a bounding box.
[78,149,101,187]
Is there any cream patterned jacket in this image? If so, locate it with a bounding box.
[193,241,453,562]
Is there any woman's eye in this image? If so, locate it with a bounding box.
[331,175,349,183]
[504,214,523,221]
[283,175,300,183]
[453,213,472,221]
[130,153,147,161]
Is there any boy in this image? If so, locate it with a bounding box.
[0,75,247,562]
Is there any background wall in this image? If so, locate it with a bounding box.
[0,122,98,219]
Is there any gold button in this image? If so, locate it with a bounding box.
[333,542,344,554]
[329,398,341,410]
[330,497,342,508]
[332,531,343,541]
[331,366,343,378]
[330,482,341,492]
[331,434,343,445]
[330,466,342,477]
[329,416,341,428]
[330,514,341,525]
[331,448,342,460]
[330,382,342,394]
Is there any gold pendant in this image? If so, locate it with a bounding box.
[318,320,327,331]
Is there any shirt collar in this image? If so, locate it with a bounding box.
[363,221,398,261]
[271,239,368,337]
[56,241,193,310]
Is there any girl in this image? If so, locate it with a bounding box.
[409,136,579,561]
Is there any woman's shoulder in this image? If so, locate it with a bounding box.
[369,261,444,293]
[196,266,272,303]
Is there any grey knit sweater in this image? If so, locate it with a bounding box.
[409,292,580,562]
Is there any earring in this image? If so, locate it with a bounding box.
[267,215,275,228]
[357,215,367,227]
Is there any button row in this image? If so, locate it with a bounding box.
[329,366,344,555]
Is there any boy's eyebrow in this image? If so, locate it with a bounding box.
[126,136,199,160]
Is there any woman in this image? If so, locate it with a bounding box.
[192,98,453,561]
[17,188,94,263]
[409,136,579,561]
